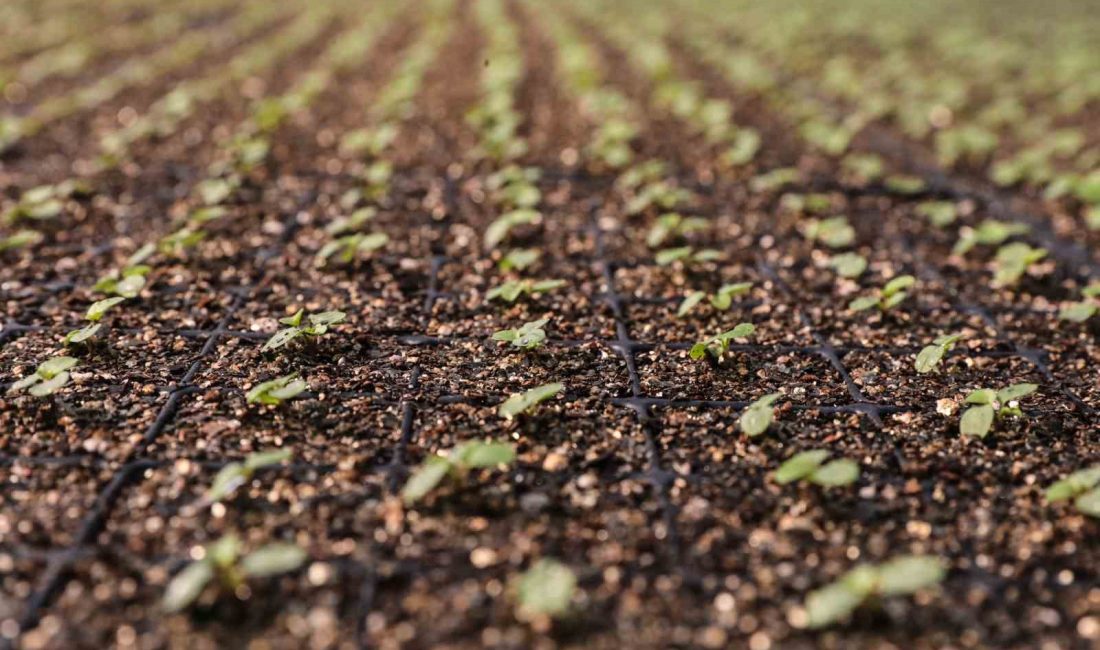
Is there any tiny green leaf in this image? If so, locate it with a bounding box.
[810,459,860,487]
[517,559,576,618]
[402,456,454,504]
[775,450,829,484]
[876,556,945,596]
[240,543,307,578]
[960,404,994,438]
[498,382,563,419]
[86,296,126,322]
[162,560,214,613]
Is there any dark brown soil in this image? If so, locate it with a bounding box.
[0,1,1096,649]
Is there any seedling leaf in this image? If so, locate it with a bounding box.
[517,559,576,618]
[240,544,307,578]
[499,382,563,419]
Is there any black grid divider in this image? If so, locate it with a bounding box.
[6,190,310,648]
[353,177,456,645]
[588,201,684,562]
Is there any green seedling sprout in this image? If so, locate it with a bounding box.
[914,333,965,373]
[775,450,859,487]
[740,392,781,437]
[655,246,722,266]
[8,356,78,396]
[959,383,1038,438]
[992,242,1046,286]
[492,319,548,350]
[849,275,916,312]
[262,310,347,352]
[1059,283,1100,323]
[803,555,945,628]
[1045,465,1100,518]
[401,441,516,504]
[246,373,309,405]
[0,229,43,252]
[485,208,541,249]
[677,282,752,317]
[316,232,388,266]
[646,212,708,248]
[829,252,867,278]
[690,323,755,362]
[326,207,377,236]
[487,278,566,303]
[952,219,1029,256]
[802,216,855,249]
[204,449,292,505]
[516,559,577,620]
[915,201,958,228]
[499,382,563,419]
[65,296,127,345]
[498,248,541,272]
[162,533,307,613]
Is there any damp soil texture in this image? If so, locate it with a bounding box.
[0,0,1098,649]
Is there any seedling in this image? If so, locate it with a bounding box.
[775,450,859,486]
[2,181,89,224]
[316,232,388,265]
[992,242,1046,286]
[952,219,1028,255]
[802,216,855,249]
[842,153,884,183]
[326,207,376,236]
[262,310,346,352]
[1059,283,1100,322]
[914,333,964,373]
[204,449,292,504]
[655,246,721,266]
[498,248,540,272]
[739,392,780,436]
[829,252,867,278]
[162,534,307,613]
[246,373,308,405]
[646,212,708,247]
[959,383,1038,438]
[499,383,563,419]
[721,129,761,166]
[690,323,755,362]
[492,319,548,350]
[750,167,800,193]
[616,160,667,192]
[339,124,397,158]
[65,296,127,344]
[849,275,916,312]
[1045,465,1100,518]
[884,174,926,195]
[803,555,945,628]
[94,265,151,298]
[486,165,542,208]
[625,180,692,216]
[0,229,43,252]
[915,201,958,228]
[158,227,206,255]
[94,244,155,297]
[8,356,78,396]
[487,278,566,303]
[516,559,577,619]
[401,441,516,503]
[485,208,541,249]
[677,282,752,317]
[195,176,238,206]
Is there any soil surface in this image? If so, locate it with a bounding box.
[0,1,1097,649]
